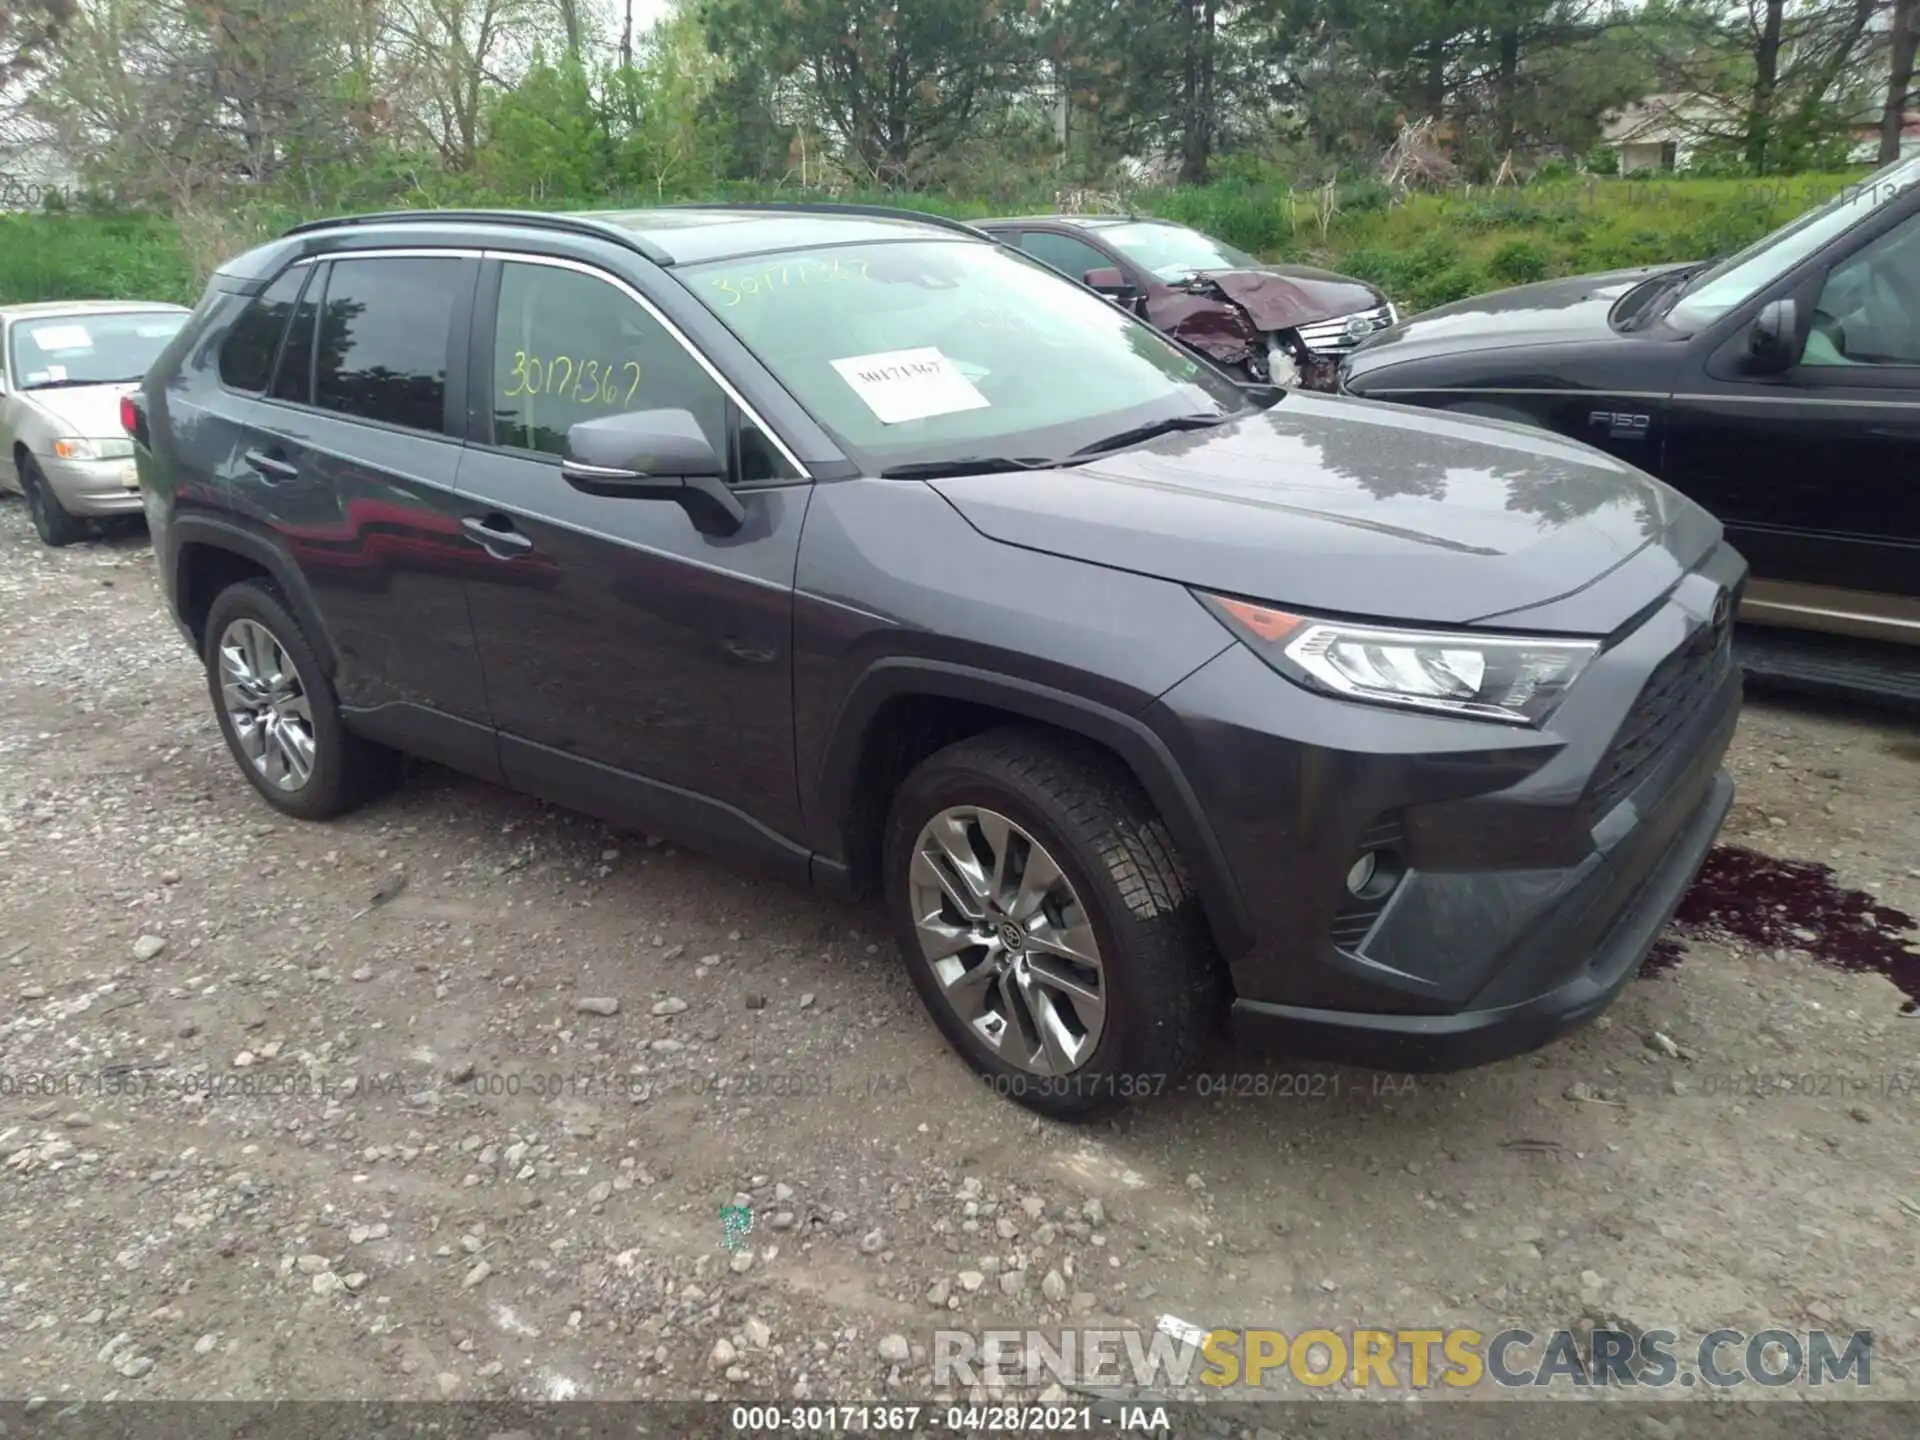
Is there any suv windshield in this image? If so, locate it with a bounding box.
[1099,221,1261,282]
[682,239,1248,470]
[1663,157,1920,331]
[8,310,185,389]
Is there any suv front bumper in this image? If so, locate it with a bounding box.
[1151,548,1744,1072]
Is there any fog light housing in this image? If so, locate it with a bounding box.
[1345,852,1378,895]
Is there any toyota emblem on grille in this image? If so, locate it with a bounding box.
[1345,314,1381,343]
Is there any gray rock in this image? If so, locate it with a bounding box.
[650,997,688,1017]
[859,1228,887,1254]
[926,1279,951,1307]
[462,1260,492,1288]
[117,1355,154,1379]
[1042,1269,1068,1302]
[576,997,620,1016]
[132,934,167,961]
[744,1316,772,1349]
[957,1270,986,1292]
[878,1333,911,1364]
[710,1338,738,1369]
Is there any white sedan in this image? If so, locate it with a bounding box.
[0,300,189,546]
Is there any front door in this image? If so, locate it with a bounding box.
[227,252,496,769]
[454,253,812,872]
[1665,208,1920,641]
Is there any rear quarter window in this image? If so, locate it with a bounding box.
[219,267,308,393]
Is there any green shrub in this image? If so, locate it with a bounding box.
[1487,238,1552,284]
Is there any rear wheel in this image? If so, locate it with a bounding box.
[21,458,86,547]
[883,729,1219,1120]
[203,579,398,819]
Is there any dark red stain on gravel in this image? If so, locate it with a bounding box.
[1640,844,1920,1011]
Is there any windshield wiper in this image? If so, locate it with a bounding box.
[1068,412,1229,460]
[878,456,1055,480]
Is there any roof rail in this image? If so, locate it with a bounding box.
[655,200,994,241]
[279,209,674,265]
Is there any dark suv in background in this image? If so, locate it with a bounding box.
[130,203,1741,1117]
[1342,156,1920,702]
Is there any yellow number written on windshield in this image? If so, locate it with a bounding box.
[710,257,871,307]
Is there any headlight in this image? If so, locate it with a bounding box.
[1197,592,1600,726]
[52,437,134,461]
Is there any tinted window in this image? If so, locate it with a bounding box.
[1020,231,1114,285]
[314,257,462,433]
[491,260,728,461]
[1803,212,1920,368]
[270,268,321,404]
[218,269,306,392]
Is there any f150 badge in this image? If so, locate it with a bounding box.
[1590,410,1652,441]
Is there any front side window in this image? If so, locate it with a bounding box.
[1098,221,1260,282]
[1019,231,1115,285]
[681,239,1246,472]
[313,257,463,433]
[1802,212,1920,368]
[9,309,186,391]
[490,260,729,462]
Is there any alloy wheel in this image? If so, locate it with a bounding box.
[906,806,1107,1076]
[217,618,317,791]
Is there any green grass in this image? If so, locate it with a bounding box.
[0,172,1867,316]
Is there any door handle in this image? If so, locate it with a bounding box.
[461,514,534,555]
[243,449,300,482]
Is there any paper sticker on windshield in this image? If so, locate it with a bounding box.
[31,324,93,352]
[830,348,988,424]
[46,365,67,382]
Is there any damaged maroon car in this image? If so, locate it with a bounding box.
[977,214,1398,390]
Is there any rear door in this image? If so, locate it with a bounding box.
[1665,205,1920,641]
[452,252,813,870]
[229,251,496,771]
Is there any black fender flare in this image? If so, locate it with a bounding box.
[166,512,339,675]
[810,657,1254,959]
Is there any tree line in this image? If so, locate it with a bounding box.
[0,0,1911,217]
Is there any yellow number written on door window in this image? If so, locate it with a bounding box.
[502,353,643,406]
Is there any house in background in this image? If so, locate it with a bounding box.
[1599,93,1736,173]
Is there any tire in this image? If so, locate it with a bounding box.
[21,457,87,547]
[883,728,1221,1120]
[202,579,399,820]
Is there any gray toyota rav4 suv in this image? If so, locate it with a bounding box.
[130,203,1743,1117]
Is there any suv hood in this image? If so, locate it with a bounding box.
[931,393,1717,632]
[18,383,135,437]
[1346,265,1683,374]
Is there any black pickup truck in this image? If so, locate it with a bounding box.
[1342,158,1920,702]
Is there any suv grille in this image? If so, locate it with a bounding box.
[1587,615,1731,820]
[1295,304,1395,355]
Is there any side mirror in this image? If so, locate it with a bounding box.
[1083,266,1131,297]
[561,408,744,535]
[1746,298,1800,375]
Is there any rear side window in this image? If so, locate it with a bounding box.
[218,267,307,392]
[313,256,463,434]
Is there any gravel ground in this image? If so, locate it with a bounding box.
[1,497,1916,1413]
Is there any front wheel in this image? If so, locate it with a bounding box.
[21,458,87,547]
[883,729,1220,1120]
